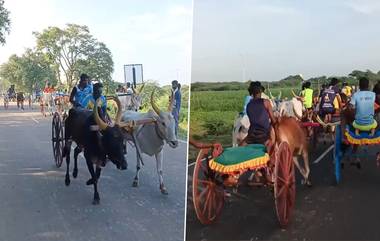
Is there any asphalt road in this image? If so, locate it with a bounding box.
[186,133,380,240]
[0,105,187,241]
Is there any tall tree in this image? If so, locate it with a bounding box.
[0,49,56,92]
[33,24,113,89]
[0,0,10,45]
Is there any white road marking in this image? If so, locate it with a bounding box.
[313,144,334,164]
[188,162,196,167]
[31,117,39,123]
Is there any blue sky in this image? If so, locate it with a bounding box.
[191,0,380,82]
[0,0,192,85]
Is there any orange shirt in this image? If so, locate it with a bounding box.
[43,87,55,93]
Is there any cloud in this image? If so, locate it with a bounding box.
[345,0,380,14]
[255,4,297,15]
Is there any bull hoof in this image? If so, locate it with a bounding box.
[92,199,100,205]
[86,178,96,185]
[65,177,70,186]
[302,178,312,187]
[132,180,139,187]
[73,169,78,178]
[160,187,169,195]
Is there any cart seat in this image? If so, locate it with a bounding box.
[344,125,380,145]
[209,144,269,174]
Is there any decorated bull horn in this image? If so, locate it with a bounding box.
[94,98,109,130]
[291,89,300,98]
[106,96,122,124]
[151,89,161,115]
[278,91,282,100]
[168,92,174,112]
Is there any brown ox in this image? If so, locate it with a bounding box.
[242,116,311,186]
[273,116,311,185]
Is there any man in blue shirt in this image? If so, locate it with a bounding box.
[350,77,376,136]
[171,80,181,136]
[69,73,92,108]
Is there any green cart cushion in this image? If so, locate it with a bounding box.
[209,144,269,174]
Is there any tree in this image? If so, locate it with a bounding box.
[0,49,56,92]
[0,0,10,45]
[75,42,114,92]
[33,24,114,90]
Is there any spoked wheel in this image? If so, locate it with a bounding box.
[192,148,224,225]
[52,112,64,168]
[274,142,295,227]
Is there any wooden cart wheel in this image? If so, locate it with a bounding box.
[192,148,224,225]
[274,142,295,227]
[52,112,64,168]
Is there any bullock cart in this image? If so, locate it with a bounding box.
[189,139,295,227]
[51,110,66,168]
[333,124,380,184]
[51,94,71,168]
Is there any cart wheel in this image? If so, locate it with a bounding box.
[192,148,224,225]
[52,112,64,168]
[274,142,295,227]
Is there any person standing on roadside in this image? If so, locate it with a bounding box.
[171,80,181,136]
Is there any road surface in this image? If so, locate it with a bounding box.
[186,133,380,240]
[0,105,187,241]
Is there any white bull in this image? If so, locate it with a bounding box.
[117,84,145,111]
[121,89,178,194]
[277,97,303,120]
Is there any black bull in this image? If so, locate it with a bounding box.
[62,97,128,205]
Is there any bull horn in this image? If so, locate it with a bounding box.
[316,115,328,127]
[269,91,274,99]
[291,89,300,98]
[316,114,341,127]
[137,83,145,95]
[107,96,122,124]
[151,89,161,115]
[278,91,282,100]
[293,105,302,120]
[94,98,109,130]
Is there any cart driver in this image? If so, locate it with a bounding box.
[83,83,108,118]
[245,81,277,147]
[69,73,92,108]
[349,77,376,136]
